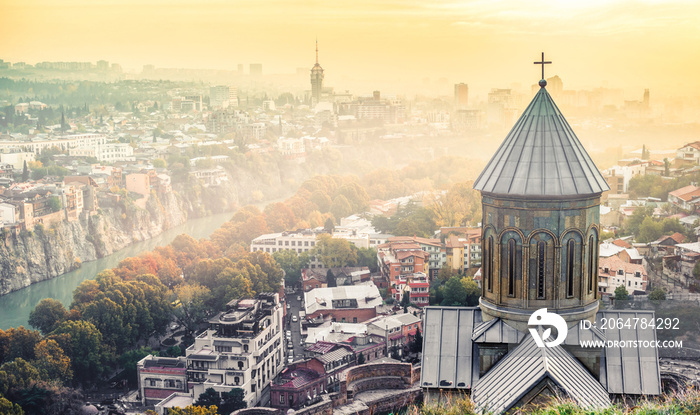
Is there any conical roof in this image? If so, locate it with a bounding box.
[473,86,609,197]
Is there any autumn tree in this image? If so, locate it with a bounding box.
[32,339,73,385]
[0,327,42,363]
[264,202,297,232]
[28,299,69,335]
[330,194,353,222]
[0,359,41,393]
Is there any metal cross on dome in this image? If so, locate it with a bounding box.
[533,52,552,81]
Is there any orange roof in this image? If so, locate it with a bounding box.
[612,239,632,249]
[599,255,647,277]
[670,232,686,244]
[681,141,700,151]
[669,185,700,202]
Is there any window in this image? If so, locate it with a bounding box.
[567,239,575,298]
[280,394,285,404]
[537,241,546,299]
[588,236,595,295]
[485,236,493,292]
[508,239,516,297]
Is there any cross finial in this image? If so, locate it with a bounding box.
[533,52,552,87]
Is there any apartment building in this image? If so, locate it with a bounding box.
[251,230,322,267]
[186,293,285,408]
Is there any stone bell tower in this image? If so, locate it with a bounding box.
[473,54,610,331]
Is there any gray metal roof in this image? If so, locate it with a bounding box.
[473,86,610,197]
[472,334,611,414]
[472,318,525,344]
[421,307,480,389]
[598,310,662,395]
[563,320,606,345]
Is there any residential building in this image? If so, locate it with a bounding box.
[301,267,370,292]
[303,282,382,323]
[186,293,284,408]
[377,240,430,290]
[598,255,648,296]
[366,313,421,355]
[251,230,321,267]
[668,185,700,212]
[136,355,188,405]
[676,141,700,165]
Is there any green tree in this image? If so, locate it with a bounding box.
[152,158,167,168]
[693,261,700,278]
[272,250,310,287]
[165,406,218,415]
[410,328,423,353]
[637,216,663,243]
[442,276,468,306]
[21,161,28,182]
[47,197,62,213]
[195,388,220,408]
[353,247,378,272]
[119,347,156,387]
[461,277,480,306]
[614,285,629,301]
[28,299,69,335]
[648,288,666,301]
[0,395,23,415]
[173,284,212,338]
[0,359,41,393]
[663,158,670,176]
[49,320,111,384]
[313,234,357,268]
[323,217,335,233]
[357,352,365,365]
[219,388,247,414]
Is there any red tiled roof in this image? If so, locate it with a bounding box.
[612,239,632,249]
[599,255,647,277]
[669,185,700,201]
[670,232,686,244]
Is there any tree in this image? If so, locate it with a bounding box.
[663,158,671,177]
[330,194,352,222]
[47,197,62,213]
[354,247,378,272]
[0,395,23,415]
[152,158,167,168]
[273,250,310,287]
[60,112,67,132]
[442,276,468,306]
[693,261,700,279]
[21,161,28,182]
[410,328,423,353]
[437,267,460,283]
[357,352,365,365]
[173,284,212,338]
[313,234,357,268]
[0,359,41,393]
[0,327,43,363]
[323,217,335,233]
[648,288,666,301]
[637,216,663,243]
[119,347,156,387]
[614,285,629,301]
[219,388,247,414]
[164,406,218,415]
[401,291,410,307]
[32,339,73,385]
[49,320,111,384]
[461,277,480,306]
[28,299,69,335]
[195,388,220,408]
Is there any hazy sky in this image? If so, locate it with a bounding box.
[1,0,700,94]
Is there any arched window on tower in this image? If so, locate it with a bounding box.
[508,239,516,297]
[567,239,575,298]
[537,241,546,299]
[485,236,493,292]
[588,235,596,296]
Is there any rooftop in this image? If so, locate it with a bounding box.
[473,86,609,197]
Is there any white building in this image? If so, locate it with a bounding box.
[251,230,322,267]
[186,294,284,408]
[0,152,35,169]
[0,203,17,224]
[0,134,107,155]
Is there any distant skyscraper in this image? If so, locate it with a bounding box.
[250,63,262,76]
[210,85,231,109]
[643,88,650,109]
[310,40,324,105]
[454,83,469,109]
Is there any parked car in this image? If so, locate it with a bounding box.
[288,355,293,364]
[297,295,301,301]
[286,330,292,339]
[288,341,294,349]
[292,315,298,323]
[286,303,291,310]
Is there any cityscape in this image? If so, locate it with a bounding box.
[2,1,700,415]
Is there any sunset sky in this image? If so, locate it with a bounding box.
[1,0,700,95]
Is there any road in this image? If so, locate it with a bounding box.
[286,290,305,363]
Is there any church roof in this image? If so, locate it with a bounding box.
[421,307,480,390]
[599,310,661,395]
[472,318,525,344]
[473,86,610,197]
[471,334,611,414]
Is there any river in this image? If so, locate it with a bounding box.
[0,210,238,330]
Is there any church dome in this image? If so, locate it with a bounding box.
[473,86,609,197]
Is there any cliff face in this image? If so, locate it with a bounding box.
[0,152,338,296]
[0,191,188,295]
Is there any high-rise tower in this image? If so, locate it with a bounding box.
[310,40,324,105]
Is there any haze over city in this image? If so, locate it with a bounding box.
[2,0,700,96]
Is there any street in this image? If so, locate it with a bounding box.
[286,290,305,363]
